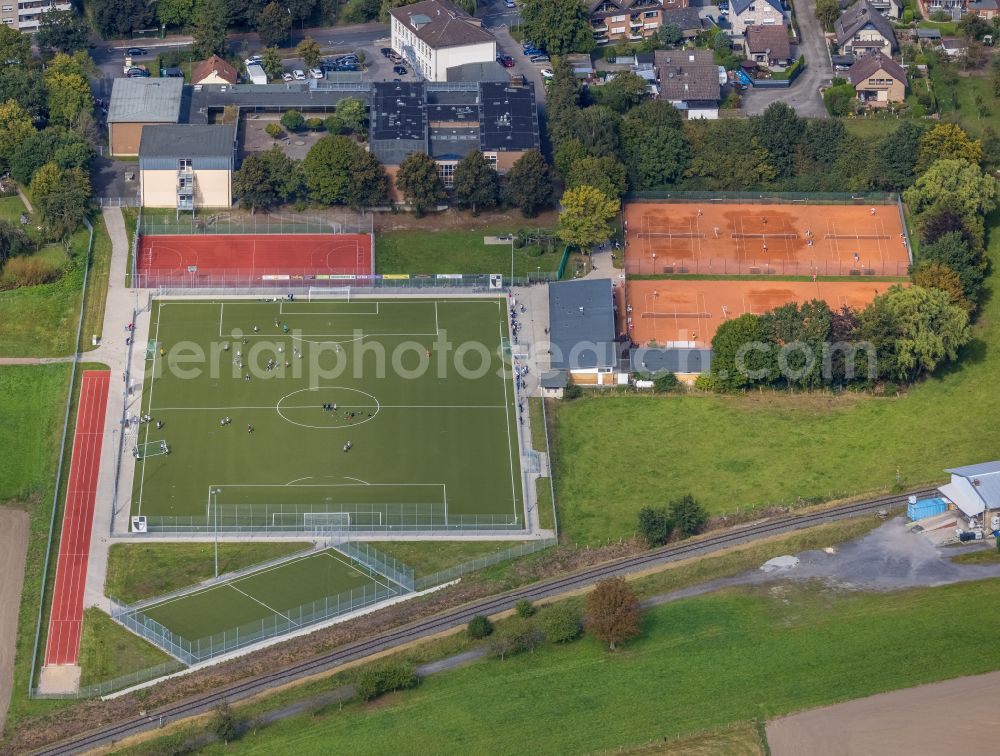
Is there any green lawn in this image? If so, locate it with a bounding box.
[196,578,1000,755]
[123,207,137,287]
[951,548,1000,564]
[0,194,28,223]
[362,541,521,577]
[78,608,174,687]
[137,549,384,642]
[550,210,1000,545]
[131,299,523,530]
[375,229,562,276]
[535,477,555,531]
[105,542,309,604]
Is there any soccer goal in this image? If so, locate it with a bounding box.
[308,286,351,302]
[303,512,351,532]
[133,440,170,459]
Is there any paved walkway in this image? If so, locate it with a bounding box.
[0,357,75,365]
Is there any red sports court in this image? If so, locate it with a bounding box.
[137,233,373,288]
[45,370,109,667]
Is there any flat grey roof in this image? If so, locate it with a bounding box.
[188,82,370,124]
[548,279,617,371]
[446,61,509,83]
[139,124,236,159]
[479,82,539,152]
[108,78,184,124]
[631,347,712,375]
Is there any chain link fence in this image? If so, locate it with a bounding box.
[623,258,910,277]
[414,537,557,591]
[625,191,900,205]
[135,271,557,291]
[139,210,374,237]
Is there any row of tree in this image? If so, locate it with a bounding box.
[234,133,554,216]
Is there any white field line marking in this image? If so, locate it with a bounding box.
[154,404,507,411]
[322,551,395,592]
[136,302,163,518]
[498,299,518,521]
[227,583,300,626]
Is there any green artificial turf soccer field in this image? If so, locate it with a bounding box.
[138,549,388,642]
[129,298,523,530]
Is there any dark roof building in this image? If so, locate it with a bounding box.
[446,60,509,82]
[834,0,897,53]
[654,50,721,111]
[138,124,236,169]
[731,0,783,14]
[661,7,706,35]
[370,81,428,168]
[745,24,792,62]
[631,346,712,375]
[548,279,617,372]
[847,53,905,85]
[478,81,540,154]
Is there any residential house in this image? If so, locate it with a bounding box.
[939,37,967,57]
[834,0,897,56]
[655,49,723,119]
[924,0,966,19]
[839,0,901,18]
[744,24,792,67]
[548,279,625,387]
[1,0,73,30]
[969,0,999,19]
[588,0,671,45]
[729,0,785,37]
[139,124,236,210]
[192,55,239,86]
[107,77,184,158]
[389,0,496,82]
[660,7,707,39]
[848,54,906,106]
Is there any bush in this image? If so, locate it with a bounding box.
[354,661,418,702]
[653,371,680,393]
[637,506,673,547]
[488,617,545,660]
[265,123,283,139]
[324,115,345,134]
[669,494,708,538]
[515,599,536,618]
[305,117,324,131]
[902,7,914,23]
[210,701,241,744]
[563,381,583,400]
[541,603,583,643]
[467,614,494,639]
[280,110,306,132]
[0,256,61,289]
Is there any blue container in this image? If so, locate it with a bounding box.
[907,497,948,521]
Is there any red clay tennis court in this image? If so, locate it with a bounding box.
[623,279,892,348]
[44,370,109,667]
[137,233,373,288]
[623,202,911,276]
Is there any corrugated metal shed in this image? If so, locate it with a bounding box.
[940,461,1000,517]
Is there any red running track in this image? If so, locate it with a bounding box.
[44,370,110,667]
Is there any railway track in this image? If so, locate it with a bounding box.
[35,487,935,755]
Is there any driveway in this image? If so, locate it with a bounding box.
[743,0,833,117]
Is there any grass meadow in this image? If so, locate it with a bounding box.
[550,211,1000,545]
[375,229,562,276]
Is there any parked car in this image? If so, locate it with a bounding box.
[282,72,294,81]
[393,65,407,75]
[293,69,306,80]
[160,67,184,78]
[125,67,150,78]
[523,47,543,56]
[380,47,393,58]
[310,68,324,79]
[389,52,403,64]
[540,68,554,79]
[126,47,147,57]
[530,55,550,63]
[245,55,263,66]
[496,55,514,68]
[505,0,516,7]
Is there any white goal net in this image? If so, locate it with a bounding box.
[308,286,351,302]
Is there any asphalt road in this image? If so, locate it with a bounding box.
[743,0,833,117]
[34,487,933,755]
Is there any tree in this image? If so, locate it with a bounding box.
[860,285,970,382]
[0,100,36,172]
[566,156,627,202]
[211,701,240,744]
[586,577,641,651]
[36,9,90,56]
[823,82,857,117]
[553,138,587,179]
[520,0,595,55]
[44,56,94,128]
[354,661,418,701]
[192,0,230,59]
[557,185,618,250]
[90,0,155,38]
[815,0,840,29]
[637,506,672,547]
[297,37,323,68]
[0,26,31,70]
[904,159,998,221]
[30,162,91,238]
[287,0,319,25]
[335,97,368,134]
[917,123,982,172]
[751,102,805,178]
[233,147,300,212]
[452,151,499,215]
[261,47,284,80]
[959,11,992,40]
[504,150,553,217]
[303,135,388,208]
[158,0,196,27]
[709,313,774,391]
[921,230,988,300]
[257,1,292,49]
[10,127,92,186]
[540,603,582,643]
[0,69,45,120]
[912,261,974,314]
[875,120,927,190]
[265,123,283,139]
[487,617,545,659]
[669,494,708,537]
[686,119,775,188]
[0,220,31,267]
[804,119,845,167]
[545,57,581,146]
[280,110,306,131]
[597,71,650,113]
[573,106,622,160]
[467,614,493,639]
[622,101,690,188]
[657,22,683,47]
[395,152,445,216]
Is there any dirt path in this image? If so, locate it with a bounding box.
[0,507,30,733]
[767,670,1000,755]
